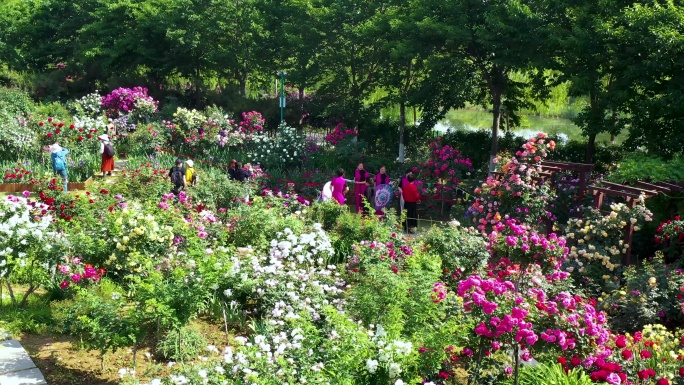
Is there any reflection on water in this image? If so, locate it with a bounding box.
[433,122,569,144]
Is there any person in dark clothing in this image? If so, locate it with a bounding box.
[363,178,376,217]
[402,174,419,234]
[169,158,187,195]
[234,162,251,182]
[227,159,237,180]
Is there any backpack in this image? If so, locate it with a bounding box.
[104,143,115,158]
[54,154,66,172]
[170,167,184,186]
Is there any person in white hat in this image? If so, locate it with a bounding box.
[98,134,115,177]
[49,143,70,192]
[185,159,198,187]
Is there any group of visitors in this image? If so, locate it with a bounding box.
[48,134,116,193]
[328,163,419,234]
[47,136,417,232]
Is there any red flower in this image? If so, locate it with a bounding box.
[100,189,109,194]
[47,133,53,138]
[557,357,567,366]
[97,268,107,275]
[615,335,627,348]
[641,350,652,359]
[622,349,633,360]
[77,136,84,141]
[638,370,651,380]
[66,215,72,220]
[55,129,60,134]
[39,122,44,126]
[679,367,684,377]
[48,117,53,122]
[657,378,670,385]
[58,122,64,127]
[87,134,92,139]
[634,332,643,342]
[69,124,75,129]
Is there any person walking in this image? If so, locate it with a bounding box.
[169,158,187,195]
[402,174,419,234]
[331,168,349,206]
[185,159,198,187]
[49,143,70,192]
[98,134,115,177]
[354,163,369,213]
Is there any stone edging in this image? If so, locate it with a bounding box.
[0,332,47,385]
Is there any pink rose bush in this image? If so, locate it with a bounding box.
[324,123,357,146]
[468,133,556,232]
[416,137,473,201]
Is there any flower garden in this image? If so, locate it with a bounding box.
[2,88,684,385]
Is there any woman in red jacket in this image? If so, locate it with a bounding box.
[401,174,419,234]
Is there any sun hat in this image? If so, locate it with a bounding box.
[98,134,109,141]
[49,143,62,153]
[186,159,194,167]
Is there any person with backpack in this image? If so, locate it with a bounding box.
[168,158,187,195]
[185,159,198,187]
[49,143,70,192]
[98,134,115,177]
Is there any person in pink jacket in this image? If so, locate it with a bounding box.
[354,163,369,213]
[331,168,349,205]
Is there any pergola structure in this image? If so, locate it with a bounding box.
[493,160,684,265]
[588,180,684,265]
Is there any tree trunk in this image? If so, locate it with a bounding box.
[489,88,503,174]
[238,72,248,98]
[585,132,597,164]
[398,101,406,163]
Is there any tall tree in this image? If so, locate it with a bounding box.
[313,0,395,131]
[546,0,635,163]
[614,1,684,159]
[417,0,548,172]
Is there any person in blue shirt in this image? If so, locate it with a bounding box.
[49,143,70,192]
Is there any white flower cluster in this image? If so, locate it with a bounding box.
[146,225,352,384]
[565,197,653,272]
[0,196,54,278]
[365,324,414,382]
[72,92,103,117]
[173,107,206,132]
[248,124,305,167]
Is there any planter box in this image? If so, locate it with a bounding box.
[0,177,93,193]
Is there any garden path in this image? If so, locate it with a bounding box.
[0,332,46,385]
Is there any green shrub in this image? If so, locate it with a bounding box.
[608,153,684,183]
[156,325,208,361]
[310,200,348,231]
[0,87,34,115]
[515,362,593,385]
[421,223,489,283]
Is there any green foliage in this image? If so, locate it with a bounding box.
[331,210,397,264]
[608,153,684,183]
[0,87,34,115]
[309,200,348,231]
[421,223,489,283]
[516,363,593,385]
[155,325,208,361]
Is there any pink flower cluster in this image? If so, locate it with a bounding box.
[238,111,265,133]
[431,282,447,303]
[324,123,357,146]
[101,87,157,116]
[415,138,472,198]
[468,133,556,232]
[57,256,105,289]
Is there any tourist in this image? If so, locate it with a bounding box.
[331,168,349,206]
[363,178,376,217]
[402,174,419,234]
[98,134,115,177]
[234,162,251,182]
[375,165,390,186]
[49,143,69,192]
[398,169,412,213]
[354,163,369,213]
[227,159,237,180]
[169,158,187,195]
[185,159,198,187]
